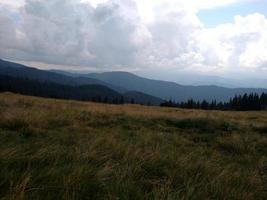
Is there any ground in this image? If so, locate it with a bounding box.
[0,93,267,200]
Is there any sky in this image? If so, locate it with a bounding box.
[0,0,267,79]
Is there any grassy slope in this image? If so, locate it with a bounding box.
[0,93,267,200]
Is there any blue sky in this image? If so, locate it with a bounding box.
[198,0,267,27]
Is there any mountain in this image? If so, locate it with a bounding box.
[238,78,267,89]
[2,59,267,103]
[51,69,267,89]
[0,75,163,105]
[181,75,267,89]
[0,75,123,102]
[0,59,28,68]
[124,91,164,105]
[85,72,267,102]
[0,60,164,105]
[138,71,267,89]
[0,59,125,93]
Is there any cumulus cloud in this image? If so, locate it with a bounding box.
[0,0,150,67]
[196,13,267,73]
[0,13,16,49]
[0,0,266,76]
[0,0,25,9]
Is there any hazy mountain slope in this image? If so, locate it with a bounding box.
[51,69,267,89]
[0,75,123,102]
[0,74,163,105]
[0,59,125,93]
[0,59,27,68]
[187,76,267,89]
[2,59,266,102]
[86,72,267,101]
[139,71,267,89]
[124,91,164,105]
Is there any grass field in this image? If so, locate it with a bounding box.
[1,93,267,200]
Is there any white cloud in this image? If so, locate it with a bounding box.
[0,0,266,77]
[0,0,150,67]
[0,0,25,9]
[196,13,267,73]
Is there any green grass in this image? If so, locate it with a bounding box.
[0,93,267,199]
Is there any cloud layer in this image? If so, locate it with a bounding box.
[0,0,266,76]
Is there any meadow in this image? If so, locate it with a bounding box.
[0,92,267,200]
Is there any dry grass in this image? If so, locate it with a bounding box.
[0,92,267,200]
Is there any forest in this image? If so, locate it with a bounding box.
[161,93,267,111]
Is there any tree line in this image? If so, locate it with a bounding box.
[161,93,267,111]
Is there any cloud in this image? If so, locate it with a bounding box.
[0,0,25,9]
[0,0,150,68]
[196,13,267,73]
[0,13,16,47]
[0,0,266,77]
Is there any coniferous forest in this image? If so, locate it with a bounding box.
[161,93,267,111]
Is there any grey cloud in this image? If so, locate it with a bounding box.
[0,0,266,77]
[0,12,17,55]
[0,0,144,67]
[0,0,201,70]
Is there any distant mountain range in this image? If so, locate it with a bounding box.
[1,59,267,103]
[0,59,125,93]
[174,74,267,89]
[0,59,163,105]
[79,71,267,102]
[0,75,122,102]
[138,71,267,89]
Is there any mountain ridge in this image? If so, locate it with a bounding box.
[1,59,267,102]
[0,75,164,105]
[0,59,126,93]
[84,71,267,101]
